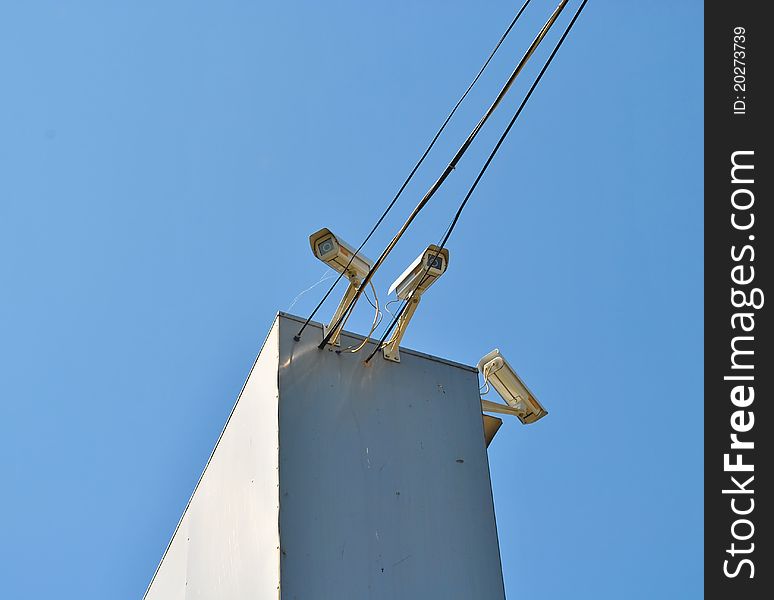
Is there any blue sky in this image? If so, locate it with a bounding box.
[0,1,703,598]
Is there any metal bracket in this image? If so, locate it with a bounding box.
[322,276,360,347]
[480,398,525,418]
[382,294,421,363]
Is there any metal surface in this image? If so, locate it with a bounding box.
[483,415,504,448]
[144,321,281,599]
[278,314,505,599]
[145,313,505,599]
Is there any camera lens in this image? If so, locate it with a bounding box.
[318,238,335,256]
[427,255,443,270]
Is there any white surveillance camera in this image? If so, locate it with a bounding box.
[308,227,373,346]
[478,349,547,424]
[388,244,449,299]
[382,244,450,363]
[309,228,372,283]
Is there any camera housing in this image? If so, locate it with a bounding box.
[382,245,450,363]
[308,227,373,346]
[388,244,449,300]
[478,349,547,424]
[310,228,373,282]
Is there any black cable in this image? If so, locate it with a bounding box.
[319,0,569,349]
[364,0,590,363]
[294,0,535,341]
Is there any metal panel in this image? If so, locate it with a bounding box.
[144,319,281,600]
[277,314,505,599]
[483,415,504,447]
[145,313,504,599]
[144,513,189,600]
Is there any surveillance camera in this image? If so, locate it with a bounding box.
[478,349,547,424]
[308,227,373,346]
[309,228,372,282]
[382,244,450,363]
[388,244,449,300]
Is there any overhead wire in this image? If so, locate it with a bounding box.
[287,270,337,312]
[294,0,536,342]
[480,362,494,394]
[320,0,569,350]
[341,281,382,353]
[363,0,591,363]
[384,298,401,321]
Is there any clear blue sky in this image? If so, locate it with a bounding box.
[0,1,703,598]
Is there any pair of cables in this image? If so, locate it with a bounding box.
[363,0,590,363]
[318,0,571,351]
[298,0,590,356]
[294,0,537,343]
